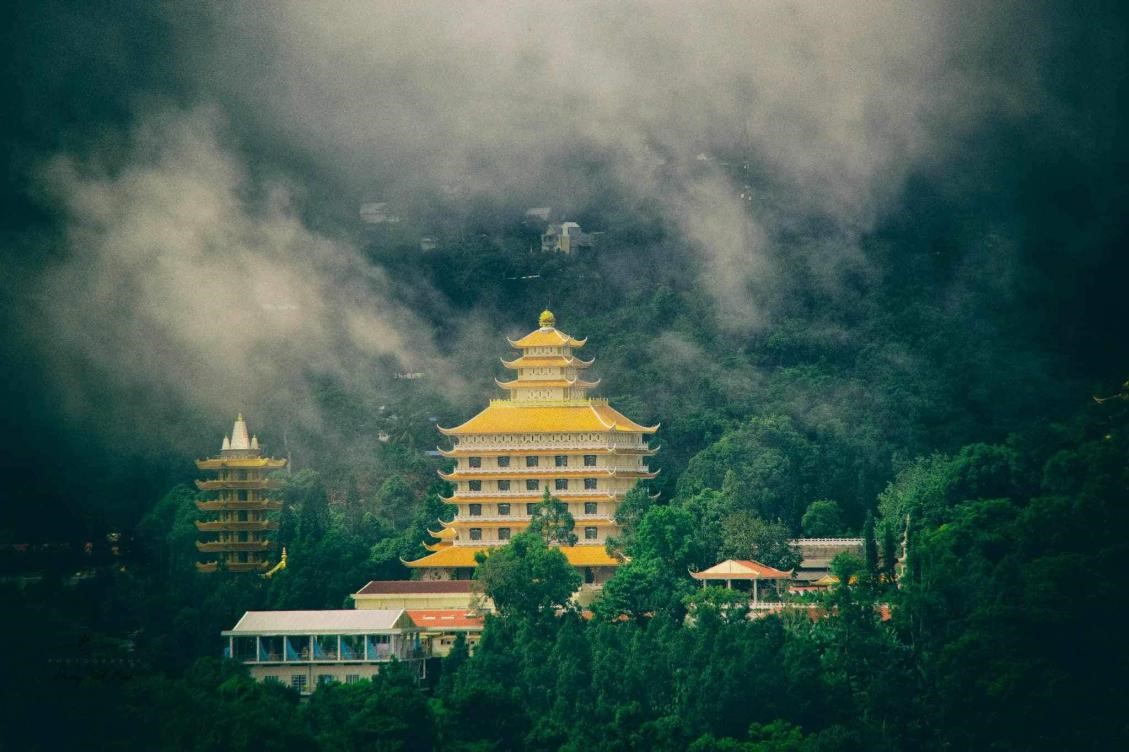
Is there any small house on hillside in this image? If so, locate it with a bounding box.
[541,221,597,254]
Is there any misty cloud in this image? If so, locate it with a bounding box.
[33,108,445,438]
[25,1,1052,448]
[184,1,1040,316]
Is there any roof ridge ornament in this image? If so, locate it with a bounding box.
[539,309,555,328]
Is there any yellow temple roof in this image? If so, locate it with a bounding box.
[404,545,622,568]
[438,401,658,435]
[427,527,457,540]
[501,355,594,369]
[436,446,658,457]
[196,457,287,470]
[494,377,600,390]
[507,326,587,349]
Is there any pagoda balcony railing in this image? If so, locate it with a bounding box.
[450,441,650,452]
[453,488,619,499]
[195,520,280,532]
[448,465,647,476]
[457,513,614,523]
[196,500,283,511]
[224,561,272,573]
[196,480,282,491]
[195,541,273,553]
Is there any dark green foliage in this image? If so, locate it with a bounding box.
[861,511,878,583]
[719,513,802,571]
[473,531,581,618]
[527,487,578,546]
[800,499,844,538]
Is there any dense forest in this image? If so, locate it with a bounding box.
[4,2,1129,750]
[3,215,1128,749]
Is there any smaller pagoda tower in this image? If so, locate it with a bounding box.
[194,414,287,573]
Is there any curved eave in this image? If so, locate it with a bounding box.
[494,377,601,390]
[623,422,663,433]
[506,332,587,349]
[500,356,595,369]
[404,545,622,568]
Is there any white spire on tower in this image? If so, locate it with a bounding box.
[229,413,251,450]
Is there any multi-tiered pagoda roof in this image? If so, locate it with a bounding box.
[405,311,657,579]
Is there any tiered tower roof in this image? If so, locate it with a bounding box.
[194,414,286,573]
[406,311,658,575]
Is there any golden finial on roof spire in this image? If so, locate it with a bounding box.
[539,309,555,328]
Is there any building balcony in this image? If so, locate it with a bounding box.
[195,479,282,491]
[195,520,280,532]
[442,465,649,479]
[224,561,272,573]
[195,541,273,553]
[196,500,283,512]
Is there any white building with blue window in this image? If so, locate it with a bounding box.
[222,609,424,694]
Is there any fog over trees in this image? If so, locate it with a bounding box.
[2,2,1128,750]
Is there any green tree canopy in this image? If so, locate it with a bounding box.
[473,531,581,618]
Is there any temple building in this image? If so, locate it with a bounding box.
[194,414,287,573]
[405,310,658,589]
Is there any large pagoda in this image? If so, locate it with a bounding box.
[406,310,658,584]
[194,414,286,573]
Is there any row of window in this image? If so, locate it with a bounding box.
[468,526,599,541]
[467,455,599,468]
[278,674,364,691]
[467,478,599,492]
[468,501,599,516]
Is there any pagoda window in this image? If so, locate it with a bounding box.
[585,527,598,540]
[469,504,482,516]
[584,478,598,490]
[468,456,481,468]
[238,490,248,501]
[526,456,539,467]
[584,502,598,515]
[469,528,482,541]
[555,479,569,490]
[498,503,511,515]
[469,480,482,491]
[526,503,537,516]
[555,455,568,467]
[498,527,511,541]
[526,479,540,491]
[238,511,248,522]
[584,455,597,467]
[497,480,511,491]
[497,455,510,467]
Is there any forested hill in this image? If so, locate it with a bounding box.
[3,2,1129,749]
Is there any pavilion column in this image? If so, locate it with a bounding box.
[753,579,759,604]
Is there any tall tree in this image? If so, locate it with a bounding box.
[528,488,578,547]
[474,531,581,618]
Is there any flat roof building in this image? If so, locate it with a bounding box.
[222,609,424,694]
